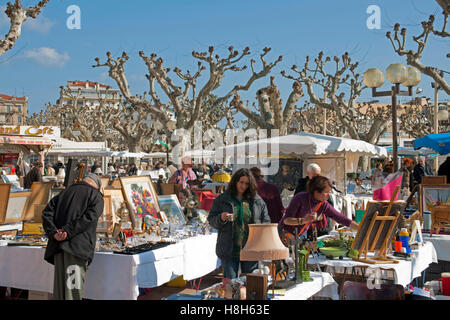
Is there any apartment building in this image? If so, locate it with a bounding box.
[0,94,28,125]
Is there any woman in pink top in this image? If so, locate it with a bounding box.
[168,156,197,189]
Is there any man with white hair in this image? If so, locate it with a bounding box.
[42,173,104,300]
[294,163,321,195]
[413,156,433,186]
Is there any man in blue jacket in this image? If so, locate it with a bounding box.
[42,173,104,300]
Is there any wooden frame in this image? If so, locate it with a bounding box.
[119,176,161,223]
[23,181,54,221]
[0,187,32,225]
[102,187,133,229]
[351,187,404,264]
[0,184,11,225]
[422,176,447,185]
[96,194,114,234]
[158,194,186,225]
[420,184,450,214]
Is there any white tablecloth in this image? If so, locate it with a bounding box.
[422,234,450,261]
[308,241,438,287]
[274,271,338,300]
[182,234,221,281]
[0,233,219,300]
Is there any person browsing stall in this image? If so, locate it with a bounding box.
[42,173,104,300]
[279,175,359,241]
[208,168,271,279]
[250,167,284,223]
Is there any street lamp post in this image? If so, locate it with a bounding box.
[364,64,421,172]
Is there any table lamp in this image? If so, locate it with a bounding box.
[240,223,289,299]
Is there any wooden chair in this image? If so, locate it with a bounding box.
[340,281,405,300]
[430,205,450,237]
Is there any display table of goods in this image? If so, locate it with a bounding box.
[0,220,220,300]
[309,231,438,287]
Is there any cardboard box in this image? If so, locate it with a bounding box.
[28,290,53,300]
[161,183,183,195]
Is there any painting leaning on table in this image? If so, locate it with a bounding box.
[421,185,450,213]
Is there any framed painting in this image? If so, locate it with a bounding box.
[267,158,302,194]
[420,184,450,214]
[103,187,133,229]
[0,184,11,225]
[119,176,161,222]
[158,194,186,225]
[0,188,32,225]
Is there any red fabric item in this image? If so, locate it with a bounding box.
[193,190,219,211]
[373,176,402,201]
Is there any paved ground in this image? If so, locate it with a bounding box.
[137,267,224,300]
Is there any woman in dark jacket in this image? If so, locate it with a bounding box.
[208,168,270,279]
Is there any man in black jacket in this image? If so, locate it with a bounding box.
[413,156,433,185]
[438,157,450,184]
[42,173,104,300]
[23,161,43,189]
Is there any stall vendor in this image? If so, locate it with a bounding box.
[169,156,197,189]
[279,175,359,242]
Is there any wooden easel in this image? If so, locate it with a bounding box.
[352,186,401,264]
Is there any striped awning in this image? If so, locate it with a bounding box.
[0,135,53,154]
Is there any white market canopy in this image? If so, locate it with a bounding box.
[142,152,170,158]
[47,138,108,155]
[218,132,387,194]
[54,150,155,158]
[185,149,216,158]
[218,131,387,158]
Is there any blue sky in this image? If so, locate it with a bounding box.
[0,0,448,116]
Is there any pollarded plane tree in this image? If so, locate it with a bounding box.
[387,4,449,95]
[292,100,346,137]
[0,0,49,57]
[281,52,391,145]
[93,46,282,147]
[398,99,450,138]
[230,74,305,136]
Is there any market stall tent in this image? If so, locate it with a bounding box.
[217,132,388,193]
[386,146,437,157]
[414,132,450,156]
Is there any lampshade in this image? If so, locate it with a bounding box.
[403,67,421,87]
[363,68,385,88]
[386,63,408,85]
[240,224,289,261]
